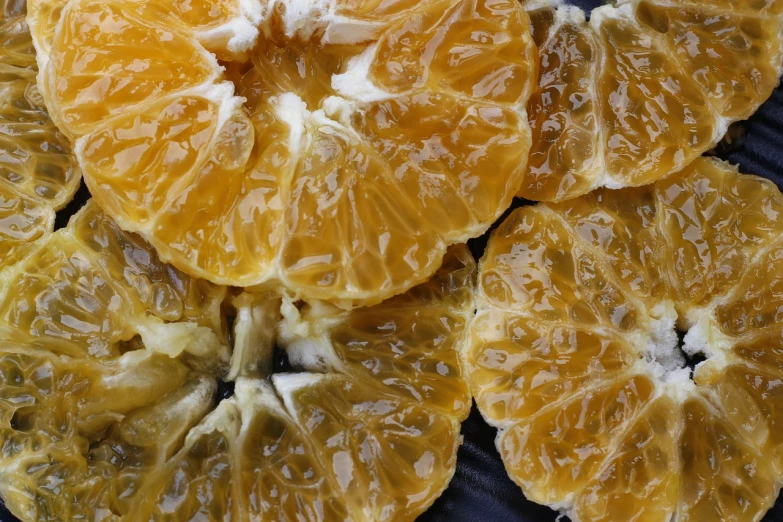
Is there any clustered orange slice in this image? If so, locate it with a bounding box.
[518,0,783,201]
[30,0,536,307]
[466,157,783,521]
[0,1,79,269]
[0,203,475,519]
[5,0,783,520]
[0,2,488,520]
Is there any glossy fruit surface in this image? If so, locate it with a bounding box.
[32,0,536,307]
[466,157,783,521]
[0,1,79,270]
[0,200,475,521]
[519,0,783,201]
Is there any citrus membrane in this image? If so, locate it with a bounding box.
[518,0,783,201]
[466,157,783,521]
[32,0,536,307]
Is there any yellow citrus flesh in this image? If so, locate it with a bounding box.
[34,0,536,306]
[518,0,783,202]
[0,200,229,362]
[0,2,80,270]
[465,157,783,521]
[0,236,475,521]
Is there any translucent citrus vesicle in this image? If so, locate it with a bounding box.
[518,0,783,202]
[34,0,536,306]
[465,157,783,521]
[0,199,230,520]
[0,230,476,521]
[0,200,229,363]
[0,2,80,270]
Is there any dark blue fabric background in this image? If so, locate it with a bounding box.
[2,0,783,519]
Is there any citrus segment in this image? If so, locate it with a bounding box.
[498,374,656,506]
[0,244,475,520]
[128,399,242,521]
[78,96,220,228]
[0,232,132,357]
[466,313,637,424]
[731,328,783,377]
[368,0,536,104]
[44,0,218,137]
[518,0,783,201]
[70,202,225,333]
[152,109,268,284]
[466,157,783,520]
[278,115,442,299]
[636,2,781,119]
[716,243,783,338]
[525,17,598,201]
[677,397,777,521]
[0,10,34,68]
[235,381,350,522]
[279,374,461,521]
[330,302,471,414]
[0,69,76,204]
[37,0,535,306]
[573,396,680,522]
[656,161,783,310]
[356,91,529,235]
[549,185,667,300]
[479,205,641,330]
[0,188,52,269]
[599,11,717,187]
[26,0,67,58]
[0,201,228,362]
[0,346,215,522]
[0,3,79,271]
[712,364,783,473]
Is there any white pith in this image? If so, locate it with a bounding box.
[135,317,227,359]
[332,44,395,103]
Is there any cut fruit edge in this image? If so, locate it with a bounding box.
[465,157,783,520]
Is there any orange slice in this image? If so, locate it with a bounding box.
[519,0,783,201]
[33,0,536,306]
[0,2,80,269]
[465,157,783,520]
[0,234,475,520]
[0,200,229,364]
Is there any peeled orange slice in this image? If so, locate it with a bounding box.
[0,228,475,521]
[518,0,783,201]
[0,1,79,269]
[31,0,536,306]
[0,200,230,364]
[465,157,783,520]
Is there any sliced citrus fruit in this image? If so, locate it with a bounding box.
[0,242,475,521]
[0,200,229,364]
[0,198,230,520]
[465,157,783,520]
[0,1,80,270]
[32,0,536,306]
[518,0,783,201]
